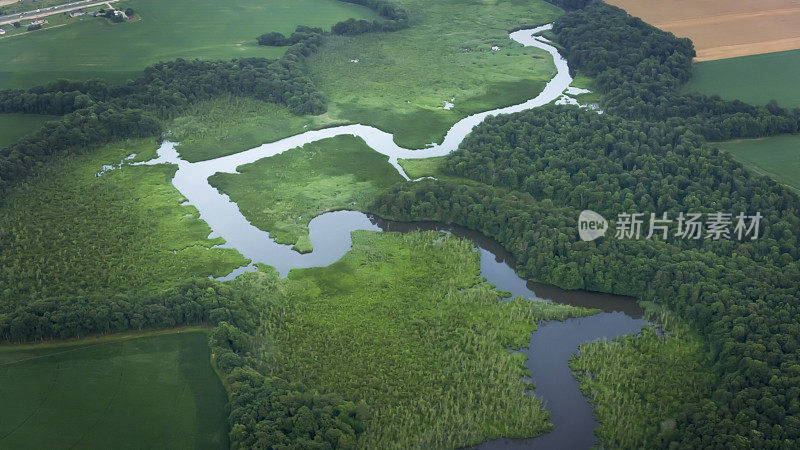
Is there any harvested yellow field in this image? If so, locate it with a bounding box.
[604,0,800,61]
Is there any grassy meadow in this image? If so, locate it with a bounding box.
[0,138,246,311]
[209,135,403,252]
[168,96,347,162]
[683,49,800,109]
[715,135,800,193]
[0,113,57,147]
[307,0,562,148]
[0,0,378,89]
[263,231,593,447]
[0,329,228,448]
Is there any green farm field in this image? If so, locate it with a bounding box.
[683,49,800,109]
[0,0,378,89]
[0,329,228,448]
[307,0,562,148]
[715,135,800,193]
[210,135,403,252]
[0,113,57,147]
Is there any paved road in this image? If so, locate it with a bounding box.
[0,0,118,26]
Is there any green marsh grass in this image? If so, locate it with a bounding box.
[306,0,562,148]
[570,310,714,448]
[209,135,403,251]
[168,96,347,162]
[263,231,594,447]
[0,138,247,311]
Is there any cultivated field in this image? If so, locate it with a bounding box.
[0,113,56,147]
[0,0,378,89]
[683,49,800,108]
[605,0,800,61]
[0,329,227,448]
[715,135,800,193]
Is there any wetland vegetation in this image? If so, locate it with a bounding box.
[268,231,593,448]
[373,1,800,447]
[1,0,799,447]
[209,136,403,252]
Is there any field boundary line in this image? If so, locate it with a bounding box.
[0,326,209,365]
[654,6,800,28]
[696,37,800,61]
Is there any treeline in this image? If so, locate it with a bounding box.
[258,25,324,46]
[373,121,800,446]
[0,55,325,195]
[552,1,800,141]
[206,272,368,449]
[332,0,409,35]
[0,278,256,342]
[0,275,367,448]
[212,321,368,449]
[258,0,409,46]
[372,1,800,447]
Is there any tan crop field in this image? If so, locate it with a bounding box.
[604,0,800,61]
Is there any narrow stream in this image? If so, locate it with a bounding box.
[123,23,647,448]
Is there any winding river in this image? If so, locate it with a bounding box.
[132,23,647,449]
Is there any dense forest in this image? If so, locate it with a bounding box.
[373,1,800,447]
[553,1,799,140]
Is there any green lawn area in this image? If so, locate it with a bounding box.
[266,231,592,447]
[168,96,347,162]
[0,138,247,311]
[715,135,800,193]
[307,0,562,148]
[0,0,378,89]
[209,135,403,252]
[0,113,57,147]
[0,329,228,448]
[683,49,800,109]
